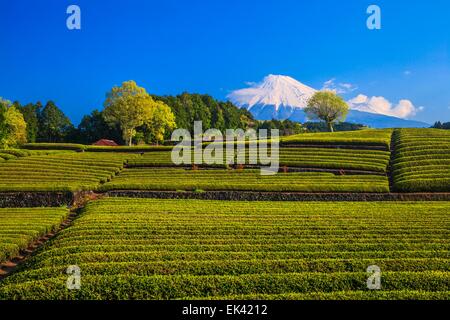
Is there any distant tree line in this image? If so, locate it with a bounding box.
[154,93,254,133]
[0,98,27,148]
[304,122,367,132]
[1,85,383,148]
[431,121,450,130]
[255,120,304,136]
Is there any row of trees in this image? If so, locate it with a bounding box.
[431,121,450,130]
[2,83,380,148]
[0,81,258,148]
[155,93,254,133]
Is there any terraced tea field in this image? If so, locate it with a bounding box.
[0,153,137,192]
[392,129,450,192]
[0,208,69,264]
[0,198,448,300]
[281,129,393,148]
[129,147,390,173]
[100,168,390,193]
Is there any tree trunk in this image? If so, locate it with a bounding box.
[327,121,334,132]
[128,135,133,146]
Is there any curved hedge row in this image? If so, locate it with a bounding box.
[0,153,137,192]
[0,207,68,263]
[128,147,390,173]
[280,129,393,148]
[0,199,448,299]
[99,169,390,193]
[392,129,450,192]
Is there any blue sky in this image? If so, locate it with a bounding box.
[0,0,449,125]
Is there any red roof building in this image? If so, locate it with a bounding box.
[92,139,119,146]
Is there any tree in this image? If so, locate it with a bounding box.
[76,110,123,144]
[38,101,74,142]
[154,93,254,133]
[256,119,304,136]
[432,121,450,130]
[103,80,176,146]
[141,100,176,144]
[0,98,27,148]
[18,102,41,142]
[304,91,349,132]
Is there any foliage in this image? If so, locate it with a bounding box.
[0,98,27,148]
[100,168,389,193]
[128,147,390,173]
[281,129,393,148]
[103,81,176,146]
[0,152,137,192]
[154,93,254,133]
[0,199,448,299]
[392,128,450,192]
[255,119,304,136]
[304,121,367,132]
[16,101,40,143]
[0,207,68,263]
[76,110,123,145]
[139,100,176,144]
[21,143,86,151]
[431,121,450,130]
[305,91,349,132]
[37,101,74,143]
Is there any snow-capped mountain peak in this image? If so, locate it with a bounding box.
[228,74,316,111]
[227,74,429,128]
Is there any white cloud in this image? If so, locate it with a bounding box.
[348,94,423,119]
[322,78,358,94]
[404,70,412,76]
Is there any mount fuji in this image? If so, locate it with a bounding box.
[228,75,429,128]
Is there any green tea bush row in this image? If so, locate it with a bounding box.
[1,198,448,299]
[280,129,393,148]
[21,143,86,151]
[128,147,390,173]
[0,153,137,192]
[99,169,390,193]
[392,129,450,192]
[0,208,69,263]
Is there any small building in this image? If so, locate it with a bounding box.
[92,139,119,147]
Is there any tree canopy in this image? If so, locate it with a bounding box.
[154,93,254,133]
[304,91,349,132]
[103,80,176,146]
[37,101,74,142]
[0,98,27,148]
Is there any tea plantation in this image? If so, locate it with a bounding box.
[0,199,448,299]
[392,129,450,192]
[0,208,69,263]
[0,128,449,300]
[100,169,389,193]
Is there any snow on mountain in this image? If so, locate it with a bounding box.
[228,74,429,128]
[228,74,316,111]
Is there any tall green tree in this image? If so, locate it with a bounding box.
[103,80,176,146]
[140,100,176,144]
[0,98,27,148]
[18,102,41,142]
[37,101,74,142]
[305,91,349,132]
